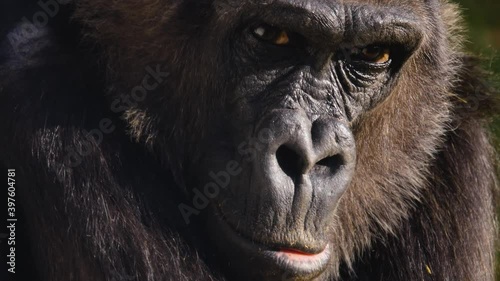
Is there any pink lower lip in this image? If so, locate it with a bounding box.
[277,247,327,262]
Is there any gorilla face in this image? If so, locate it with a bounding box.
[183,0,424,280]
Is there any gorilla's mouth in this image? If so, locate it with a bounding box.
[210,207,332,279]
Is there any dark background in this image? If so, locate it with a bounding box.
[454,0,500,279]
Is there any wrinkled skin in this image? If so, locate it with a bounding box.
[0,0,497,280]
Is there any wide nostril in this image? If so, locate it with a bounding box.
[276,146,346,178]
[276,145,303,179]
[312,154,344,175]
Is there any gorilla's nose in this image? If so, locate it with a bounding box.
[249,109,356,225]
[260,109,356,181]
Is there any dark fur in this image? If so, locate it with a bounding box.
[0,0,497,280]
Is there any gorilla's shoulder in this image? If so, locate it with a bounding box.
[0,20,109,143]
[0,20,105,111]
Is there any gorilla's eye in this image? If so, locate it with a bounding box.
[252,24,290,46]
[351,45,391,64]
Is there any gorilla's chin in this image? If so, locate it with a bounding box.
[207,207,332,281]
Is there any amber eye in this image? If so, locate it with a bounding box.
[252,24,290,46]
[351,45,391,64]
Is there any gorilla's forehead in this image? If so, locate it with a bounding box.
[216,0,429,30]
[215,0,427,46]
[218,0,428,10]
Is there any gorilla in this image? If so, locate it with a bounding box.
[0,0,497,280]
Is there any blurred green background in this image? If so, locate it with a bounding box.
[456,0,500,141]
[457,0,500,68]
[453,0,499,279]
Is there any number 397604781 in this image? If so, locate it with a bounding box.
[7,169,16,218]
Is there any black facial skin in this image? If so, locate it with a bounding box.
[189,1,422,280]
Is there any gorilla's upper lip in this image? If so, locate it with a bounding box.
[215,205,328,253]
